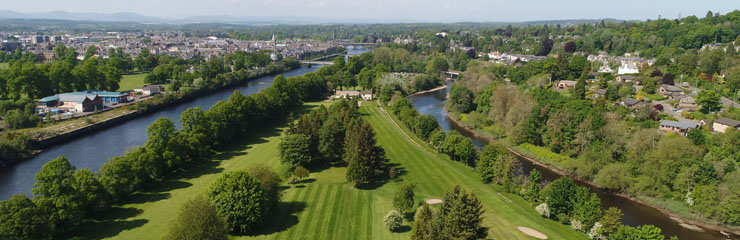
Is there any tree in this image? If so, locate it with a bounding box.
[643,78,656,94]
[686,129,705,145]
[599,207,623,237]
[384,209,403,232]
[525,170,542,203]
[477,142,515,185]
[32,156,84,234]
[544,178,577,221]
[0,194,51,240]
[292,166,310,183]
[278,134,313,169]
[661,73,674,85]
[436,186,487,240]
[393,183,416,212]
[594,162,632,191]
[165,195,228,240]
[612,225,664,240]
[344,119,386,186]
[696,90,722,113]
[411,203,434,240]
[246,164,283,216]
[455,138,478,166]
[414,115,440,140]
[574,77,586,100]
[448,85,475,113]
[318,118,345,167]
[208,171,267,234]
[564,41,577,53]
[72,169,108,213]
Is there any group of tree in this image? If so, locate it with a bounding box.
[0,58,333,238]
[411,186,487,240]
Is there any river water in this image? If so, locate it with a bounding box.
[409,85,733,240]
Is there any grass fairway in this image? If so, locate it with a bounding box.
[117,73,148,91]
[80,101,585,240]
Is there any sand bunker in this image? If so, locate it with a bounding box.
[425,199,443,204]
[517,226,548,239]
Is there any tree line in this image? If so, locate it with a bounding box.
[0,60,331,239]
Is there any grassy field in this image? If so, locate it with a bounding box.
[117,73,148,91]
[0,62,8,69]
[79,101,586,240]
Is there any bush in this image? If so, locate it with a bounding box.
[208,171,267,234]
[166,195,228,240]
[393,183,416,212]
[384,209,403,232]
[536,203,550,218]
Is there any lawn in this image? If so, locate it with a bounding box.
[78,101,586,240]
[117,73,148,91]
[0,62,8,70]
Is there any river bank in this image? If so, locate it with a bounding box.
[444,109,740,238]
[1,63,301,170]
[407,84,448,97]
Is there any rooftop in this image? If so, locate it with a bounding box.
[715,118,740,127]
[660,120,698,130]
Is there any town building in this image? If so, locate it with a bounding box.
[616,75,636,83]
[556,80,577,90]
[360,90,373,101]
[658,84,684,99]
[659,120,698,136]
[134,85,165,96]
[617,63,639,74]
[713,118,740,133]
[678,96,700,112]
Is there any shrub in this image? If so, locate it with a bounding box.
[536,203,550,218]
[165,195,228,240]
[393,183,416,212]
[384,209,403,232]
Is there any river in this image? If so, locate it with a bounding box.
[0,66,325,200]
[409,84,733,240]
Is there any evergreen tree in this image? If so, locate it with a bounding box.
[411,203,434,240]
[435,186,487,240]
[344,119,386,186]
[574,74,587,100]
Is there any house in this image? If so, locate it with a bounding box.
[556,80,578,90]
[658,84,684,99]
[134,85,165,96]
[659,120,698,136]
[598,65,614,73]
[617,63,639,74]
[678,96,700,112]
[713,118,740,133]
[592,89,607,99]
[360,90,373,101]
[616,75,636,83]
[333,90,360,99]
[620,97,643,109]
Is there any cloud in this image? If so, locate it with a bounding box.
[309,1,328,7]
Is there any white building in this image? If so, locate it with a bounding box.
[617,63,639,75]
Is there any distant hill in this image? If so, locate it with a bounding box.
[0,10,164,23]
[0,10,632,25]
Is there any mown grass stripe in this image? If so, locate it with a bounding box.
[280,184,320,240]
[345,190,364,238]
[324,185,347,240]
[297,184,333,239]
[366,192,374,240]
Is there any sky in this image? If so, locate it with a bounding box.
[3,0,739,22]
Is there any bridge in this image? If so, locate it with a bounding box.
[300,60,334,65]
